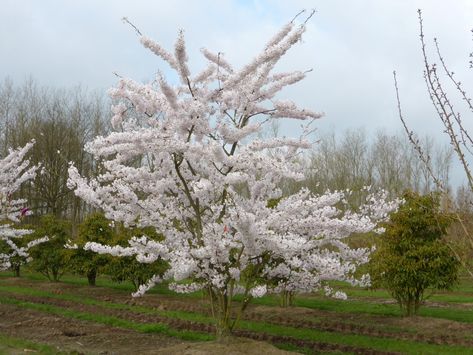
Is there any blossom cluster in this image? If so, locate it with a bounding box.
[0,142,48,271]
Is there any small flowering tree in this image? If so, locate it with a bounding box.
[68,12,398,339]
[0,141,47,276]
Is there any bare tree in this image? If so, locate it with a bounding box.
[0,78,109,227]
[394,9,472,195]
[305,129,451,200]
[393,9,473,276]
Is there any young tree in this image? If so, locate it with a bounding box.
[28,215,71,281]
[0,141,47,276]
[369,191,459,316]
[69,213,113,286]
[68,12,398,339]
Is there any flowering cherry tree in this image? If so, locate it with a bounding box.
[0,141,47,275]
[68,12,398,339]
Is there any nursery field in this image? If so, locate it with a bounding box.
[1,272,473,354]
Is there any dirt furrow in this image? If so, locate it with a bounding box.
[0,292,400,355]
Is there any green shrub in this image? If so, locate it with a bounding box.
[29,215,71,281]
[369,191,459,316]
[69,213,113,286]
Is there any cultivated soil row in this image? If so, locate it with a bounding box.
[1,277,473,354]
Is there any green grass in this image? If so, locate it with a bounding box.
[0,333,66,355]
[0,270,202,298]
[1,270,161,292]
[238,318,473,355]
[0,295,213,342]
[293,296,473,324]
[0,283,214,325]
[2,285,473,354]
[326,280,473,304]
[428,292,473,304]
[4,271,473,354]
[11,269,470,308]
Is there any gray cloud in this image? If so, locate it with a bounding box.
[1,0,472,186]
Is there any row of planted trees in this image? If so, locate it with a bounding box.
[13,213,167,289]
[4,191,462,320]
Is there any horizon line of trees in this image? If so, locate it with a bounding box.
[2,77,472,232]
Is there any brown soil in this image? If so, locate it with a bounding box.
[0,303,297,355]
[2,276,473,354]
[155,338,295,354]
[0,292,395,354]
[5,290,473,349]
[0,302,181,354]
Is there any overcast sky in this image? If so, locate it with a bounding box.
[1,0,473,186]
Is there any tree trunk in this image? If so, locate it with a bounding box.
[404,296,415,317]
[87,270,97,286]
[215,323,232,343]
[211,289,234,343]
[280,290,294,307]
[13,265,20,277]
[53,269,59,282]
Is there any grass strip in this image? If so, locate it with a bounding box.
[0,271,201,297]
[246,294,473,325]
[0,333,66,355]
[238,319,473,355]
[3,274,473,328]
[330,287,473,305]
[0,295,213,342]
[4,271,473,304]
[1,287,473,354]
[0,284,212,325]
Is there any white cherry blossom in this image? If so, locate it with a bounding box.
[0,142,48,272]
[68,12,398,338]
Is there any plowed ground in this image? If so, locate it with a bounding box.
[1,276,473,354]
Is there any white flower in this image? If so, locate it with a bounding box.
[333,291,348,300]
[0,142,41,271]
[249,285,267,298]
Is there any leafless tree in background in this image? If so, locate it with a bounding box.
[393,9,473,275]
[305,129,451,198]
[0,78,110,228]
